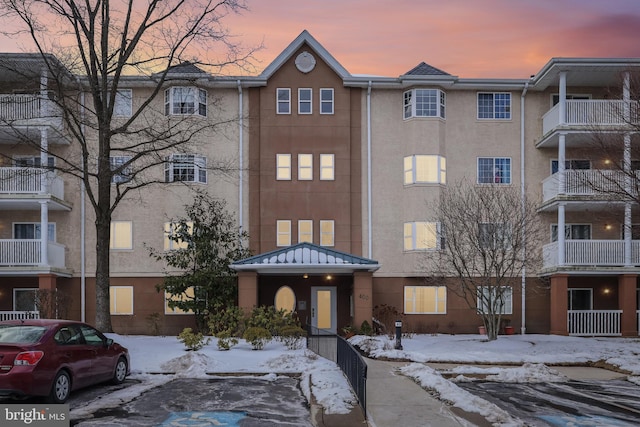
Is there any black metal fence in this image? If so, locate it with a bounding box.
[306,325,367,415]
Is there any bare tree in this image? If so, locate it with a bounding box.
[0,0,257,331]
[427,181,543,340]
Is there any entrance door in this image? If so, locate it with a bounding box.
[311,287,336,334]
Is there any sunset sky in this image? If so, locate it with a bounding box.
[226,0,640,78]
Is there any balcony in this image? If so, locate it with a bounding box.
[541,170,633,204]
[542,100,639,136]
[0,167,65,201]
[0,94,63,128]
[543,240,640,269]
[0,239,66,268]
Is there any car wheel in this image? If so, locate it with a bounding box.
[112,357,128,384]
[48,370,71,404]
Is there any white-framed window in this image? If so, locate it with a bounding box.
[478,223,512,249]
[14,288,37,312]
[298,88,312,114]
[298,154,313,180]
[298,220,313,243]
[320,88,334,114]
[320,154,335,180]
[277,88,291,114]
[403,88,446,119]
[110,221,133,250]
[404,286,447,314]
[478,92,511,119]
[404,222,443,251]
[320,220,335,247]
[13,223,55,241]
[13,156,55,169]
[163,221,194,250]
[276,154,292,180]
[477,286,513,315]
[404,155,446,185]
[277,220,291,246]
[550,159,591,174]
[165,288,195,314]
[110,156,132,184]
[165,154,207,183]
[164,87,206,116]
[551,224,591,242]
[110,286,133,315]
[478,157,511,184]
[113,89,132,117]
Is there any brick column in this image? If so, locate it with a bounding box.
[353,271,373,328]
[38,274,57,291]
[237,271,258,316]
[619,274,638,337]
[549,274,568,335]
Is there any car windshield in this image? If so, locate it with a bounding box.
[0,325,48,344]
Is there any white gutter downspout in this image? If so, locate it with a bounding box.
[367,81,372,258]
[520,81,529,335]
[80,90,86,322]
[237,80,244,231]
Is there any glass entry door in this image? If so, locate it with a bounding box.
[311,287,337,334]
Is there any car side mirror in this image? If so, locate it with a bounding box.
[105,338,114,347]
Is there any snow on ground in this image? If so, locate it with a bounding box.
[74,333,640,422]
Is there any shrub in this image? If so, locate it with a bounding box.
[178,327,210,351]
[277,325,306,350]
[216,329,239,351]
[243,326,272,350]
[208,304,245,337]
[360,320,373,336]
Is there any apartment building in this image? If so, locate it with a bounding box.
[1,31,639,336]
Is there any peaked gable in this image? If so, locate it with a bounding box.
[404,62,450,76]
[260,30,351,80]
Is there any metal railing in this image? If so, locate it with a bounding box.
[542,99,639,134]
[307,325,367,415]
[0,311,40,321]
[0,167,65,199]
[568,310,622,336]
[0,240,66,267]
[542,240,640,268]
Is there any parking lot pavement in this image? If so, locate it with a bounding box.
[71,376,313,426]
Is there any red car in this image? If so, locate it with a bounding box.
[0,319,129,403]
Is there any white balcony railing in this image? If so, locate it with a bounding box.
[0,167,64,199]
[0,94,62,123]
[541,170,636,203]
[0,240,65,268]
[0,311,40,321]
[542,100,639,135]
[543,240,640,268]
[568,310,622,336]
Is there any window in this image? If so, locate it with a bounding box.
[320,154,335,180]
[298,220,313,243]
[276,154,292,180]
[478,93,511,119]
[298,154,313,180]
[277,88,291,114]
[404,155,446,184]
[165,154,207,183]
[478,223,512,249]
[14,156,55,168]
[320,88,334,114]
[277,220,291,246]
[478,157,511,184]
[404,222,442,251]
[298,88,312,114]
[403,89,445,119]
[164,221,194,250]
[110,156,132,183]
[274,286,296,313]
[404,286,447,314]
[552,94,591,106]
[320,220,335,247]
[13,223,55,241]
[551,159,591,174]
[110,221,133,250]
[551,224,591,242]
[14,288,37,312]
[165,288,195,314]
[164,87,206,116]
[478,286,513,315]
[110,286,133,315]
[113,89,132,117]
